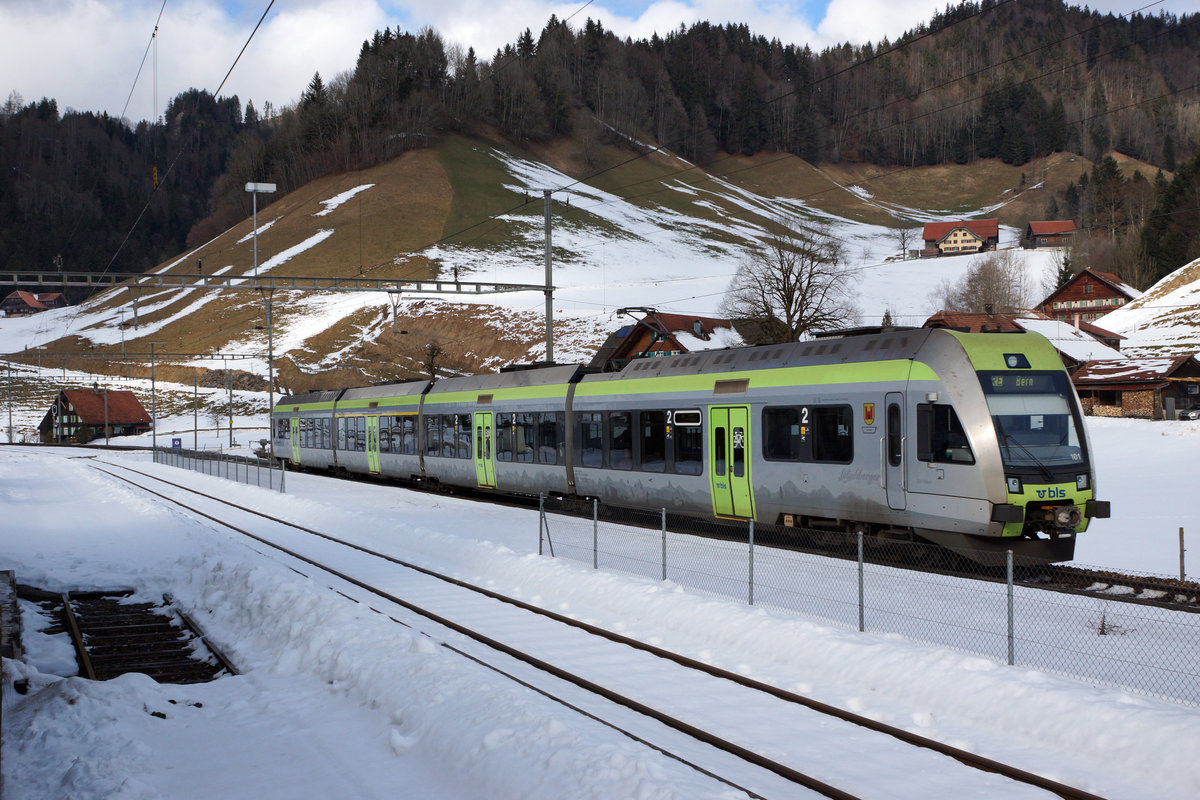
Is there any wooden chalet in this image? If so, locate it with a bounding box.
[1,291,67,317]
[38,388,152,443]
[920,220,1000,257]
[588,311,738,372]
[1023,220,1077,248]
[1039,267,1140,324]
[1070,356,1200,419]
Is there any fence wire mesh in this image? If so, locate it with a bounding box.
[154,447,285,492]
[539,497,1200,707]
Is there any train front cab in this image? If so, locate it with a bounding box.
[918,331,1110,562]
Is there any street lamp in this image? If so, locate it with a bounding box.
[245,181,278,436]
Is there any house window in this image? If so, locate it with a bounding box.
[1084,283,1093,294]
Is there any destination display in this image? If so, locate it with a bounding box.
[980,371,1062,394]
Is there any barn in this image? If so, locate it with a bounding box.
[38,388,153,443]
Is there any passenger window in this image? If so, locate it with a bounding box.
[537,412,559,465]
[811,406,853,463]
[640,411,667,472]
[917,404,975,464]
[763,407,801,460]
[674,423,703,475]
[579,412,604,468]
[425,415,441,457]
[495,413,513,461]
[457,415,472,459]
[609,412,632,470]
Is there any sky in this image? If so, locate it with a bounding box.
[1,0,1193,125]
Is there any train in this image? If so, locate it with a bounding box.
[270,327,1110,563]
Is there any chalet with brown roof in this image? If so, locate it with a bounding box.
[588,310,739,372]
[37,388,153,443]
[1039,267,1140,324]
[1070,356,1200,419]
[1,291,67,317]
[1023,220,1077,249]
[920,220,999,257]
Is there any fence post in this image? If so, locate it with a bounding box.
[661,509,667,582]
[748,518,755,606]
[592,499,598,570]
[857,532,865,633]
[538,494,554,556]
[1181,527,1187,582]
[279,458,285,493]
[1007,549,1015,666]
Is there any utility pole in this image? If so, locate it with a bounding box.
[150,342,157,452]
[542,189,555,363]
[194,375,198,450]
[6,361,12,445]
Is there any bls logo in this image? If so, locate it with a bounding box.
[1036,487,1067,499]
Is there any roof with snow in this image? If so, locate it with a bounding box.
[1071,356,1200,385]
[1012,318,1124,362]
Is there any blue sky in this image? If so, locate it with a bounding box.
[1,0,1190,123]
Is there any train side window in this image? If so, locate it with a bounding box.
[763,407,801,460]
[811,406,853,463]
[322,418,331,449]
[639,410,667,472]
[514,413,535,463]
[886,404,901,467]
[537,412,559,465]
[379,416,391,453]
[578,412,604,468]
[609,412,633,470]
[457,414,472,459]
[400,416,416,455]
[442,415,458,458]
[425,415,441,457]
[356,417,367,452]
[496,413,514,461]
[336,418,348,451]
[917,404,975,464]
[674,421,703,475]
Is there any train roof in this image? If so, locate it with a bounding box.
[580,329,939,384]
[428,364,587,395]
[339,380,432,401]
[276,389,342,407]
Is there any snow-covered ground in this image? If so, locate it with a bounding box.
[3,411,1200,799]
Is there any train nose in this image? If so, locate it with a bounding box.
[1054,505,1082,529]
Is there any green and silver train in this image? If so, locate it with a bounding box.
[271,327,1110,563]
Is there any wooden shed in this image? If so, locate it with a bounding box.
[1070,356,1200,419]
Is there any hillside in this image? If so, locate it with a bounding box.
[1097,255,1200,356]
[0,131,1088,402]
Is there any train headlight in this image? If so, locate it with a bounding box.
[1076,474,1089,491]
[1006,476,1022,494]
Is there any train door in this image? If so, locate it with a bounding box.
[290,416,301,464]
[709,406,754,519]
[366,416,381,474]
[884,392,906,510]
[474,411,496,488]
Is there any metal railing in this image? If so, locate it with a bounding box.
[538,497,1200,707]
[154,447,285,492]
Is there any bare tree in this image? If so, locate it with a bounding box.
[895,227,913,260]
[721,217,860,343]
[934,250,1036,314]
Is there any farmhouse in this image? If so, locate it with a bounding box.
[1,291,67,317]
[1039,267,1140,323]
[37,388,152,443]
[920,219,999,256]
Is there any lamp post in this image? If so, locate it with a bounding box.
[246,182,278,436]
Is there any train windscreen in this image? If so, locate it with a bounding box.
[978,371,1087,469]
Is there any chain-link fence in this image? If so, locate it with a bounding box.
[154,447,285,492]
[538,497,1200,707]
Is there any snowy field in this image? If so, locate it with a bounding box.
[3,418,1200,798]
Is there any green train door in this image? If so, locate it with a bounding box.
[474,411,496,488]
[290,417,301,464]
[366,416,381,474]
[710,406,754,519]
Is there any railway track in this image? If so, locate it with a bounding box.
[17,586,236,683]
[91,457,1107,800]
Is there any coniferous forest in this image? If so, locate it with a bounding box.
[2,0,1199,295]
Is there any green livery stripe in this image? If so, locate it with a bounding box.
[426,385,571,405]
[337,397,423,411]
[575,360,937,398]
[946,330,1064,372]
